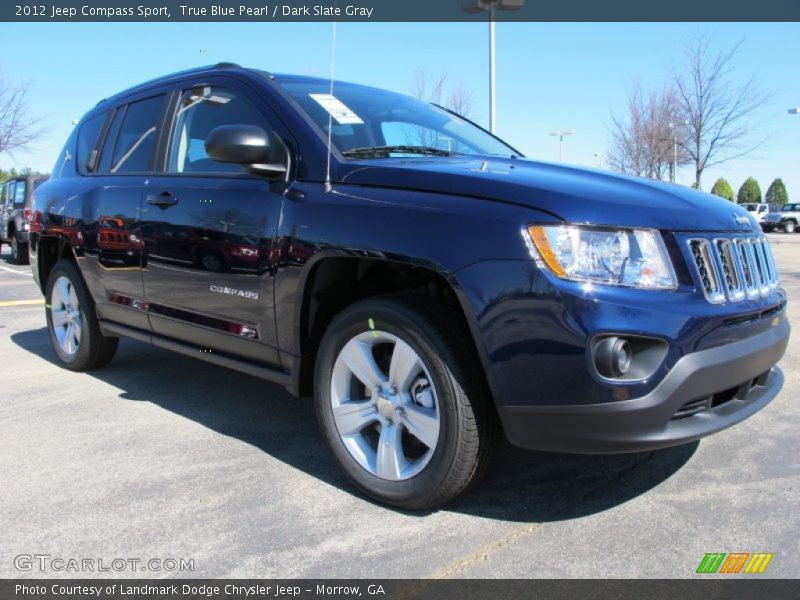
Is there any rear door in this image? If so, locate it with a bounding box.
[74,92,169,331]
[1,181,14,241]
[0,182,6,241]
[141,78,290,366]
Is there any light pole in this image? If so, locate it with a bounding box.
[667,120,688,183]
[594,153,604,168]
[462,0,525,133]
[549,130,574,162]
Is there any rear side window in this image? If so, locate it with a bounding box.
[77,112,108,173]
[109,95,165,174]
[14,180,26,206]
[5,182,15,206]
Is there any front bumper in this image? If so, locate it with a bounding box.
[499,318,789,453]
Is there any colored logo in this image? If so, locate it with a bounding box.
[696,552,773,574]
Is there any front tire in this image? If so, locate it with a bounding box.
[45,260,118,370]
[314,296,497,510]
[785,220,797,234]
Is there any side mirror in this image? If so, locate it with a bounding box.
[204,125,286,177]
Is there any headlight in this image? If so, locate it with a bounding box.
[525,225,677,290]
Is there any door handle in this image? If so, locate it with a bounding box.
[147,192,179,208]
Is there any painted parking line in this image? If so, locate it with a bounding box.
[0,264,33,276]
[0,298,44,307]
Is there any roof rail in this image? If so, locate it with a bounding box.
[215,62,242,69]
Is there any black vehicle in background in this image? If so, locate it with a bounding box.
[1,174,49,264]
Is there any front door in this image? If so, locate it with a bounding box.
[141,82,287,366]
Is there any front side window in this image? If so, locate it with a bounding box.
[167,86,273,174]
[110,95,165,173]
[276,77,518,159]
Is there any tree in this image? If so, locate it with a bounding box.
[607,85,691,181]
[710,178,734,201]
[0,68,46,158]
[672,35,768,188]
[0,166,35,182]
[765,178,789,207]
[737,177,762,204]
[411,69,474,118]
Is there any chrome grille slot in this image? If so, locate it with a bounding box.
[735,239,759,299]
[715,239,745,302]
[688,235,779,304]
[688,239,724,304]
[751,239,769,296]
[755,238,778,291]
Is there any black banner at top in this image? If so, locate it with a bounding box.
[3,0,800,22]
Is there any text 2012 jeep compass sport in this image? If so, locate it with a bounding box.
[30,64,789,509]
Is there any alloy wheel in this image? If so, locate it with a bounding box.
[50,275,82,355]
[330,331,440,481]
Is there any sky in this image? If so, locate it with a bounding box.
[1,21,798,198]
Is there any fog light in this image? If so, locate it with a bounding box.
[595,337,632,378]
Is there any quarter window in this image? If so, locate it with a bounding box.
[77,112,108,173]
[167,86,272,174]
[109,95,165,174]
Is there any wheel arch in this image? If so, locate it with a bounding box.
[289,254,493,402]
[34,235,79,293]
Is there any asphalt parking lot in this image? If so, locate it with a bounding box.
[1,234,798,580]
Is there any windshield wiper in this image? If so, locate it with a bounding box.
[342,145,459,158]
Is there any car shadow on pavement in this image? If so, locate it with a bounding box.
[13,327,697,522]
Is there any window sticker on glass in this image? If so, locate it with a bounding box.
[309,93,364,125]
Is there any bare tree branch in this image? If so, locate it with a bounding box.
[672,34,769,188]
[410,69,474,118]
[0,68,46,158]
[607,84,690,180]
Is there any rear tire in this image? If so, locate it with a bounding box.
[314,296,497,510]
[11,234,29,265]
[45,260,118,371]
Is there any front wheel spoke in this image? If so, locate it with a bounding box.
[72,317,82,344]
[376,423,405,479]
[68,285,79,309]
[56,279,71,305]
[340,339,386,390]
[401,404,439,449]
[51,308,68,327]
[64,323,75,353]
[332,402,377,435]
[388,339,421,391]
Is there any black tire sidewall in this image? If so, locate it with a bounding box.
[314,300,466,507]
[45,262,97,368]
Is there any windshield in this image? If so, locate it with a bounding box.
[276,78,519,159]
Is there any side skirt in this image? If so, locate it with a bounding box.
[98,320,293,389]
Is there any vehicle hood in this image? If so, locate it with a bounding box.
[338,157,757,233]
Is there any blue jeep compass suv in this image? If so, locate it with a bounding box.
[30,64,789,508]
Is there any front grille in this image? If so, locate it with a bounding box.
[687,236,779,304]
